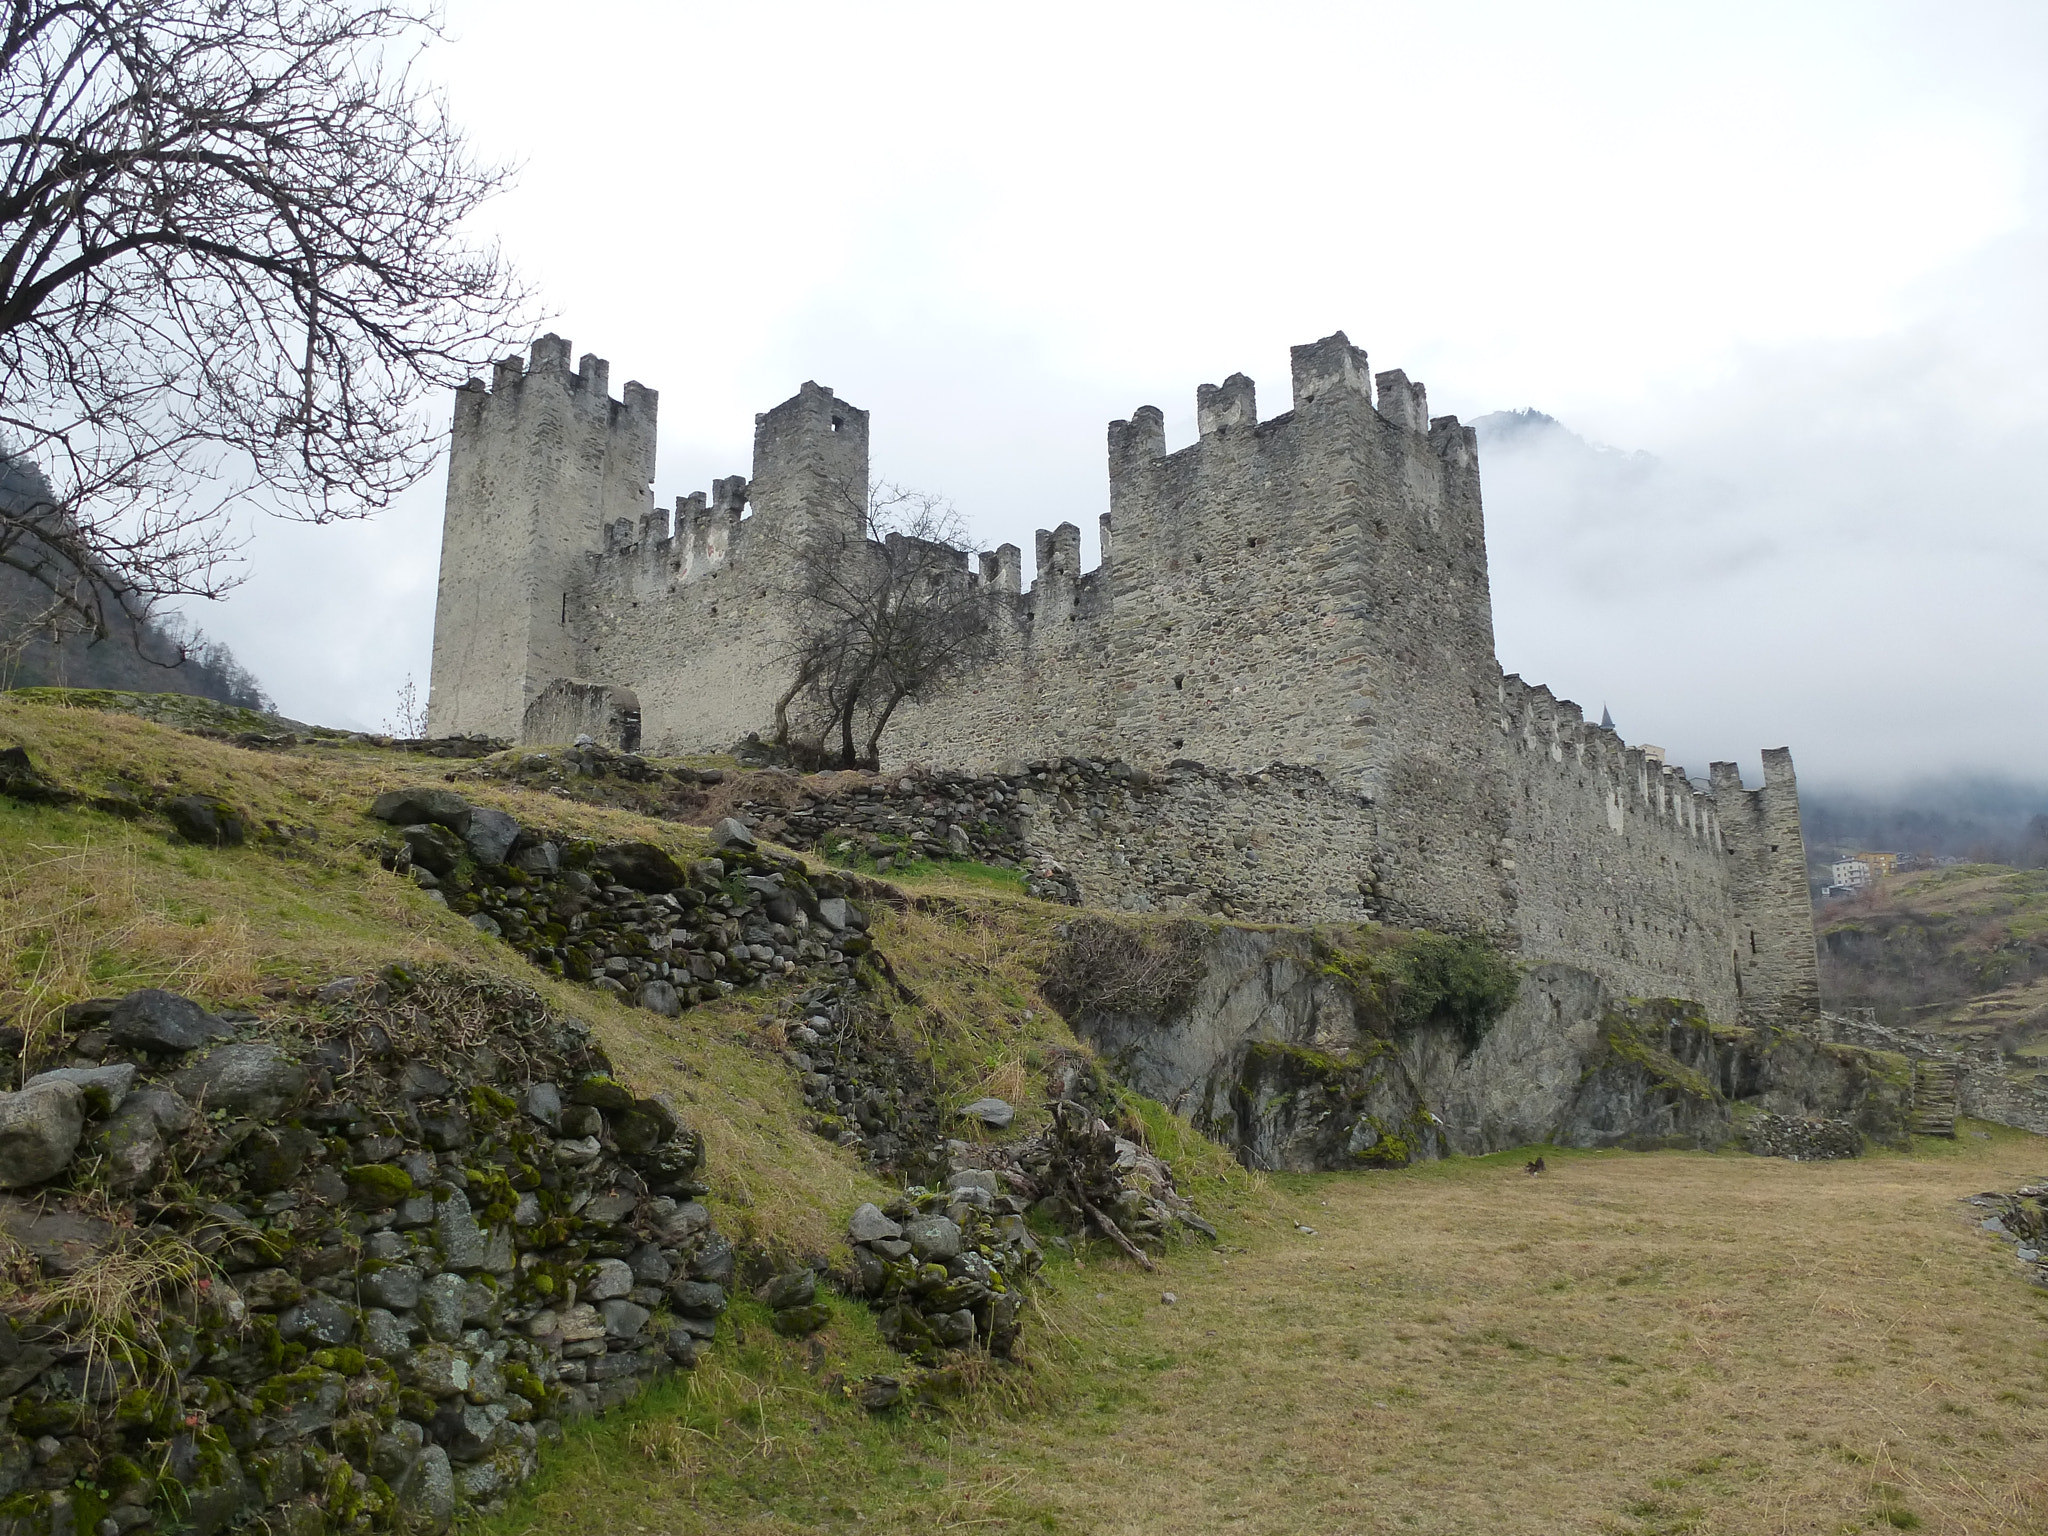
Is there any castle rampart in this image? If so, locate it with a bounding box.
[426,330,1823,1028]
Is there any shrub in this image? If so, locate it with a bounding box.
[1383,931,1520,1052]
[1040,917,1210,1022]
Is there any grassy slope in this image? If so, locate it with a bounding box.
[4,697,2046,1534]
[1819,865,2048,1074]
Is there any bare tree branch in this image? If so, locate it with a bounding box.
[774,480,1003,770]
[0,0,533,642]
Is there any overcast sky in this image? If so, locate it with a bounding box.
[192,0,2048,790]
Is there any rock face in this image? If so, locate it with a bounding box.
[0,971,738,1534]
[1052,923,1912,1171]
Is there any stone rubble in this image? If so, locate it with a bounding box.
[0,971,737,1533]
[366,787,875,1011]
[1968,1181,2048,1288]
[1741,1113,1863,1161]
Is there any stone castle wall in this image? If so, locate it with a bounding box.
[425,330,1821,1026]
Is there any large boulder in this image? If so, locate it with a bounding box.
[589,841,686,893]
[172,1044,309,1120]
[108,988,231,1052]
[0,1079,85,1187]
[371,787,472,834]
[401,823,465,876]
[462,807,521,865]
[164,794,247,847]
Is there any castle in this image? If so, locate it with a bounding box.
[426,331,1821,1029]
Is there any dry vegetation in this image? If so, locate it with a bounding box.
[2,697,2046,1534]
[493,1131,2048,1536]
[1819,867,2048,1036]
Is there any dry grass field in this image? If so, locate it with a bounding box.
[500,1130,2048,1536]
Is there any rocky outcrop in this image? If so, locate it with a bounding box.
[1050,921,1914,1170]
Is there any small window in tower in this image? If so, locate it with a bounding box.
[831,415,844,432]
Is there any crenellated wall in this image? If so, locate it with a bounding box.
[425,330,1823,1027]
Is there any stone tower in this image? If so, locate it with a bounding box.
[426,336,656,740]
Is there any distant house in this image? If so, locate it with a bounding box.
[1831,859,1873,890]
[1854,851,1901,878]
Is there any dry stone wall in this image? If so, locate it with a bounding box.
[0,973,733,1536]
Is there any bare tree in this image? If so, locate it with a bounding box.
[773,482,1003,770]
[0,0,530,643]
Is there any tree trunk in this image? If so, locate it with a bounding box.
[862,689,908,770]
[837,684,861,769]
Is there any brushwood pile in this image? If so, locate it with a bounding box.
[0,971,734,1535]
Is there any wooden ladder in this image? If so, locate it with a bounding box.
[1910,1059,1960,1138]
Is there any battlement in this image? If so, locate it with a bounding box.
[1498,670,1722,846]
[456,334,657,438]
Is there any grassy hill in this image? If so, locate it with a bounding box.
[0,693,2042,1535]
[1819,865,2048,1079]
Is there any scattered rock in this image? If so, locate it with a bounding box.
[0,1079,85,1187]
[958,1097,1015,1130]
[402,822,465,876]
[711,816,756,850]
[771,1304,832,1337]
[0,744,68,804]
[172,1043,310,1120]
[901,1214,963,1262]
[108,987,231,1052]
[370,787,473,833]
[164,793,247,847]
[757,1270,817,1311]
[847,1202,902,1243]
[589,840,687,893]
[96,1087,196,1192]
[463,805,521,865]
[24,1061,137,1113]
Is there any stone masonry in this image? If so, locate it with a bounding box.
[425,331,1821,1028]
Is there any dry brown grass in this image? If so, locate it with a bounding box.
[961,1129,2048,1536]
[0,831,262,1049]
[488,1130,2048,1536]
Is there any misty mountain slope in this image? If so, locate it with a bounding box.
[0,455,271,707]
[1466,392,2042,788]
